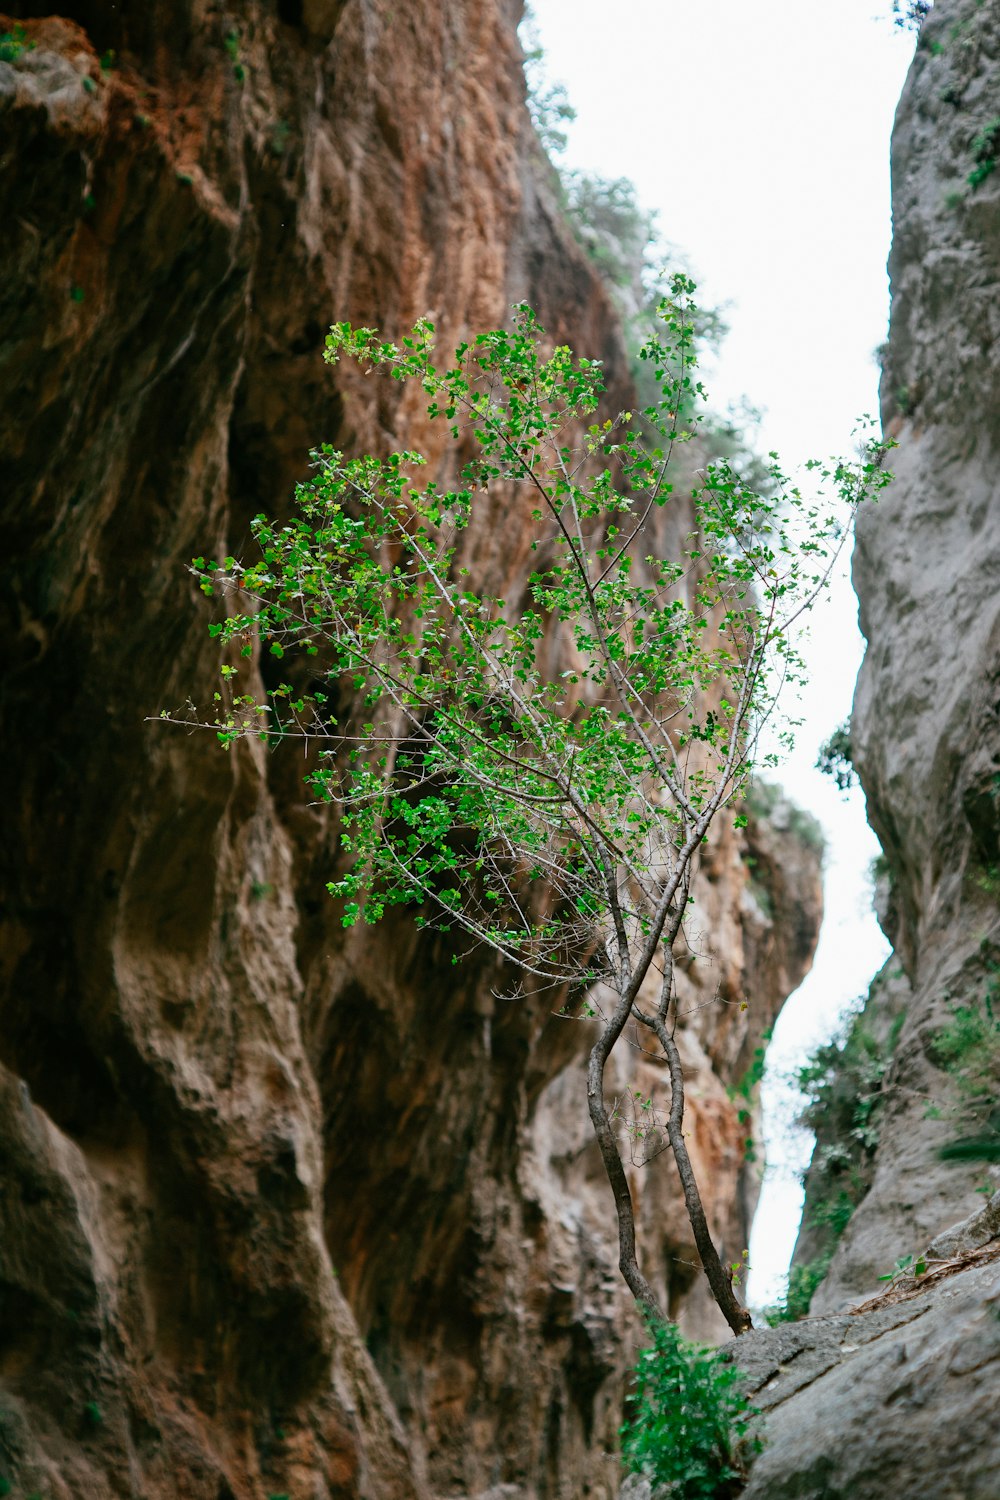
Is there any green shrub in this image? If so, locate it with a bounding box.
[932,980,1000,1102]
[0,25,33,62]
[969,119,1000,190]
[816,719,856,792]
[621,1319,762,1499]
[744,779,825,855]
[932,952,1000,1161]
[892,0,932,29]
[798,1015,892,1157]
[776,1004,902,1318]
[764,1257,831,1325]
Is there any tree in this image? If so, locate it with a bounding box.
[180,277,891,1334]
[891,0,932,31]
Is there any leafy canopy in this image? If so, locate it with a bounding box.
[621,1317,762,1499]
[191,277,890,995]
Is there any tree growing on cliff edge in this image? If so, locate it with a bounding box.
[177,279,891,1335]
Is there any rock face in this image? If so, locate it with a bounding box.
[797,0,1000,1315]
[0,5,821,1497]
[731,1249,1000,1500]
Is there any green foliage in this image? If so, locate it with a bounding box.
[621,1319,762,1498]
[816,718,856,792]
[744,779,825,856]
[179,279,890,1332]
[891,0,932,29]
[82,1400,103,1430]
[932,952,1000,1161]
[0,24,33,61]
[932,986,1000,1091]
[878,1252,927,1283]
[224,27,246,83]
[968,119,1000,190]
[0,1476,10,1497]
[188,286,888,985]
[729,1027,773,1165]
[809,1188,857,1239]
[519,7,575,156]
[799,1014,892,1163]
[764,1258,831,1325]
[774,1007,902,1318]
[731,1028,773,1104]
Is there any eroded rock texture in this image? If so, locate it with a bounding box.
[798,0,1000,1314]
[732,1251,1000,1500]
[0,5,821,1496]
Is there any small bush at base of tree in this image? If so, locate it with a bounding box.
[621,1318,763,1498]
[170,277,892,1336]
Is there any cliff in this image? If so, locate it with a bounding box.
[736,4,1000,1493]
[0,5,821,1497]
[791,0,1000,1315]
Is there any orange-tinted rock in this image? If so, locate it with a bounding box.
[0,5,821,1495]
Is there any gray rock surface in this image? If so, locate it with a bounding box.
[811,0,1000,1311]
[753,5,1000,1492]
[731,1255,1000,1499]
[927,1184,1000,1259]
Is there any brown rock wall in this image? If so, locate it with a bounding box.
[0,6,821,1496]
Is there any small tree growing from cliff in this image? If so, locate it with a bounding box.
[180,280,890,1334]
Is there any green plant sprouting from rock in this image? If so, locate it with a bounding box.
[621,1317,763,1499]
[766,1004,904,1321]
[816,717,856,792]
[176,273,891,1334]
[932,948,1000,1162]
[728,1026,773,1167]
[968,118,1000,189]
[0,24,34,62]
[891,0,932,31]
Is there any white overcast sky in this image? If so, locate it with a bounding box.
[528,0,918,1306]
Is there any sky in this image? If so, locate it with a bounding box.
[527,0,918,1306]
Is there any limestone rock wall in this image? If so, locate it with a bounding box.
[0,5,821,1496]
[732,1250,1000,1500]
[802,0,1000,1312]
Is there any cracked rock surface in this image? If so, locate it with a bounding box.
[731,1255,1000,1500]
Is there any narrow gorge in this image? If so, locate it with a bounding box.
[0,3,819,1496]
[1,1,998,1497]
[727,3,1000,1496]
